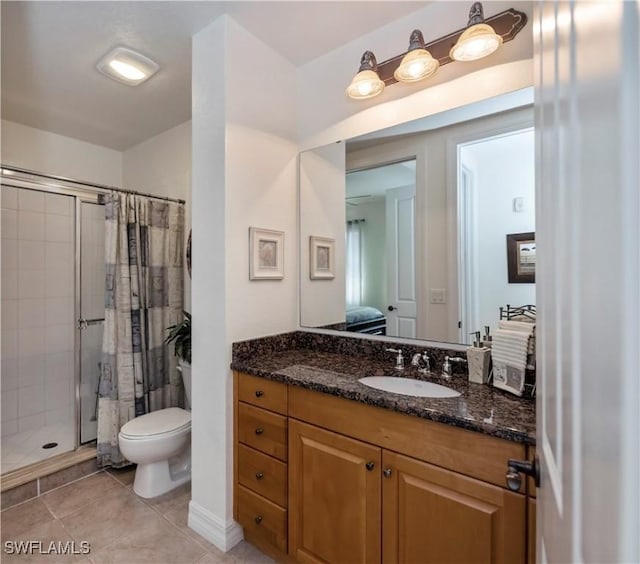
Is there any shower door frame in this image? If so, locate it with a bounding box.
[74,196,104,447]
[1,169,102,452]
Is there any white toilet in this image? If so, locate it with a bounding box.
[118,364,192,498]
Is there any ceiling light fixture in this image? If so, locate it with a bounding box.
[346,5,526,101]
[394,30,439,83]
[96,46,159,86]
[450,2,503,62]
[346,51,385,100]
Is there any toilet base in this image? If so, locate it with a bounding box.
[132,447,191,498]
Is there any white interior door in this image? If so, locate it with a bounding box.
[385,185,416,338]
[535,2,639,562]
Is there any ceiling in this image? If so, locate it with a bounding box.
[1,1,427,151]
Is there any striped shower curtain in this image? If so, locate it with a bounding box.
[97,192,184,468]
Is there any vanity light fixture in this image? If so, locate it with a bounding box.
[450,2,503,62]
[346,4,526,100]
[96,46,159,86]
[394,30,439,83]
[346,51,385,100]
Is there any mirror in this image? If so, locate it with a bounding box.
[299,93,535,347]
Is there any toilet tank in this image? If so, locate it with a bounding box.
[178,361,192,410]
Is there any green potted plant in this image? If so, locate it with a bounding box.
[165,310,191,365]
[166,311,192,407]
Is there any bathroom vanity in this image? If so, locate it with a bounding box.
[231,333,537,564]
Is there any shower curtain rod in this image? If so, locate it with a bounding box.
[1,165,186,205]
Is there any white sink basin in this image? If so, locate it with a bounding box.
[358,376,461,398]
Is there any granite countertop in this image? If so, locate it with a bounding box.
[231,348,536,445]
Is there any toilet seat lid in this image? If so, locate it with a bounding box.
[120,407,191,438]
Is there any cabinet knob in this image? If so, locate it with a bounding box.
[383,468,392,478]
[255,515,263,525]
[255,427,264,435]
[255,472,264,480]
[365,461,375,471]
[255,390,264,398]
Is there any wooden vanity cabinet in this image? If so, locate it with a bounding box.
[234,372,529,563]
[382,451,525,564]
[234,373,289,560]
[288,420,381,564]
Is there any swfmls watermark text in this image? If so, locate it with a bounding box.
[4,540,91,555]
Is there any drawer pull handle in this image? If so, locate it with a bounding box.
[365,461,375,471]
[383,468,392,478]
[255,472,264,480]
[255,427,264,435]
[255,390,264,398]
[255,515,263,525]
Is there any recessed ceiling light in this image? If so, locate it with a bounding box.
[96,46,159,86]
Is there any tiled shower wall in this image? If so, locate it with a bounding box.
[1,186,75,438]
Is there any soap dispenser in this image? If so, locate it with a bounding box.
[467,331,491,384]
[482,326,493,349]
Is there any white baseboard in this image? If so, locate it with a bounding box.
[188,500,244,552]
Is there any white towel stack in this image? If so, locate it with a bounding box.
[492,321,535,396]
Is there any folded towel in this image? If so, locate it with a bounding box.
[492,329,530,371]
[498,320,535,335]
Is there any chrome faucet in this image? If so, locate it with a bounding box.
[442,355,467,379]
[385,348,404,371]
[411,352,432,374]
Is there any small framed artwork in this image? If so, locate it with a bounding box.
[249,227,284,280]
[309,236,335,280]
[507,232,536,283]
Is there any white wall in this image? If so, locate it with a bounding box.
[300,143,345,327]
[1,120,122,186]
[461,129,535,333]
[123,121,192,309]
[296,1,533,149]
[190,15,298,550]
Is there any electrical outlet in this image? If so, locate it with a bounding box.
[430,288,446,304]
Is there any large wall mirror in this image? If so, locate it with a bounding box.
[299,90,535,347]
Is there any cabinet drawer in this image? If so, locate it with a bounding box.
[238,444,287,507]
[237,372,287,415]
[237,485,287,554]
[238,402,287,461]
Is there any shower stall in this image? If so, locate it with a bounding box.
[2,168,106,474]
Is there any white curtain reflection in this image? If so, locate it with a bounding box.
[346,219,364,306]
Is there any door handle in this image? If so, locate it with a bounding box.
[505,456,540,491]
[387,306,397,311]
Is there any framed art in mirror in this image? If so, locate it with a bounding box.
[309,236,335,280]
[249,227,284,280]
[507,231,536,283]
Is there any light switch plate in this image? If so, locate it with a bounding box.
[430,288,446,304]
[513,197,525,213]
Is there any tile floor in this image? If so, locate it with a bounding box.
[1,421,75,474]
[1,468,274,563]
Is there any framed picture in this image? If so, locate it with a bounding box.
[309,236,335,280]
[249,227,284,280]
[507,232,536,283]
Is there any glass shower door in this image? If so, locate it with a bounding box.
[78,201,105,444]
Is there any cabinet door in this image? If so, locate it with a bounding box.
[382,451,526,564]
[289,419,381,564]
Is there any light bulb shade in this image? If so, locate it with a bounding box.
[346,69,385,100]
[394,49,439,83]
[449,23,503,61]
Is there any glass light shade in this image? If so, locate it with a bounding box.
[449,23,503,61]
[346,69,385,100]
[394,49,439,83]
[96,46,159,86]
